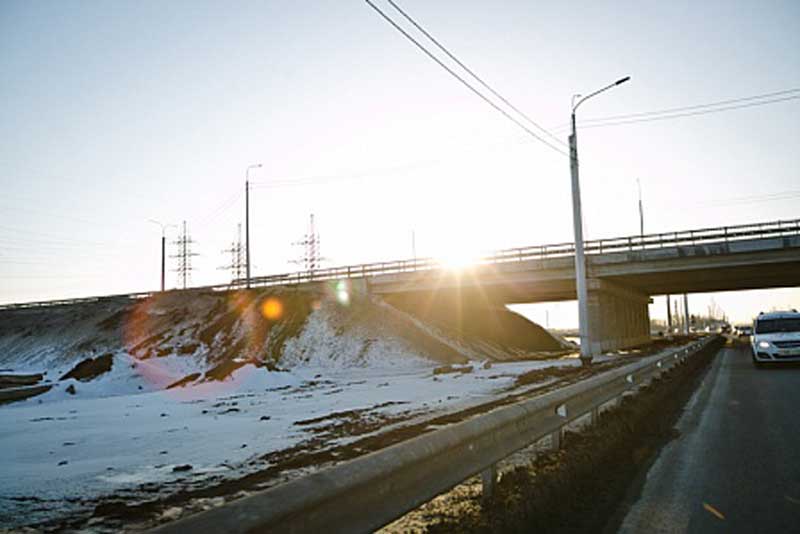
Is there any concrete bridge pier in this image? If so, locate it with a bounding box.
[586,278,651,356]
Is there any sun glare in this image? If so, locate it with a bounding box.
[435,246,482,271]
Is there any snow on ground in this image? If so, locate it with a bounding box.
[0,290,646,530]
[0,355,581,528]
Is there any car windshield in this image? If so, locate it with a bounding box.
[755,318,800,334]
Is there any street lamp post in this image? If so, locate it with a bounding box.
[148,219,177,292]
[245,163,263,289]
[637,178,644,240]
[569,76,630,364]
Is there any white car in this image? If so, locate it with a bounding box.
[736,325,753,337]
[751,310,800,365]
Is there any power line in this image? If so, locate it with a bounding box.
[247,133,536,192]
[364,0,568,157]
[574,88,800,126]
[555,92,800,132]
[692,189,800,208]
[0,224,121,247]
[383,0,565,148]
[194,189,244,229]
[1,274,101,280]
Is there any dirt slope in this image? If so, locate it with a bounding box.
[0,286,567,401]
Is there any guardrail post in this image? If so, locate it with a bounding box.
[590,407,600,426]
[550,429,561,450]
[481,463,498,501]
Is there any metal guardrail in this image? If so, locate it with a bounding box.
[0,291,157,311]
[152,336,717,534]
[2,217,798,311]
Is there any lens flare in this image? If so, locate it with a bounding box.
[261,297,284,321]
[337,289,350,305]
[333,280,350,306]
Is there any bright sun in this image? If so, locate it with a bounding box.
[434,242,483,271]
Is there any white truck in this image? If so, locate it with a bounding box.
[751,310,800,366]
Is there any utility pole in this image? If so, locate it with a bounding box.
[637,178,644,240]
[161,234,166,291]
[171,221,197,290]
[148,220,176,292]
[245,163,262,289]
[683,294,690,335]
[411,229,416,262]
[666,294,672,334]
[569,76,630,365]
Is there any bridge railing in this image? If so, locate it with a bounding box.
[2,218,798,310]
[245,216,800,287]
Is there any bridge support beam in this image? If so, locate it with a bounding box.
[586,279,650,355]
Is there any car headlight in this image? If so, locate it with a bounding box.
[757,341,771,349]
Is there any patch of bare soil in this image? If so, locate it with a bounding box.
[165,373,201,390]
[0,372,50,404]
[0,383,53,405]
[383,337,724,534]
[385,293,566,355]
[0,373,43,388]
[58,353,113,382]
[514,364,583,386]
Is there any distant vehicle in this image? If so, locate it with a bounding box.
[751,310,800,366]
[736,325,753,337]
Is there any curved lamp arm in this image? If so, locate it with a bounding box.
[573,76,630,113]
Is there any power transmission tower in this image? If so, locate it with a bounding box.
[291,214,324,272]
[171,220,198,289]
[219,223,246,288]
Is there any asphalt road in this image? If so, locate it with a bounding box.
[618,339,800,533]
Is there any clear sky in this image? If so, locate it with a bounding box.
[1,0,798,325]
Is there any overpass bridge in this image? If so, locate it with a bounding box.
[2,218,798,354]
[250,217,800,354]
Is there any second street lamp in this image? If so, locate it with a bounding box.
[245,163,263,289]
[569,76,630,364]
[148,219,177,292]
